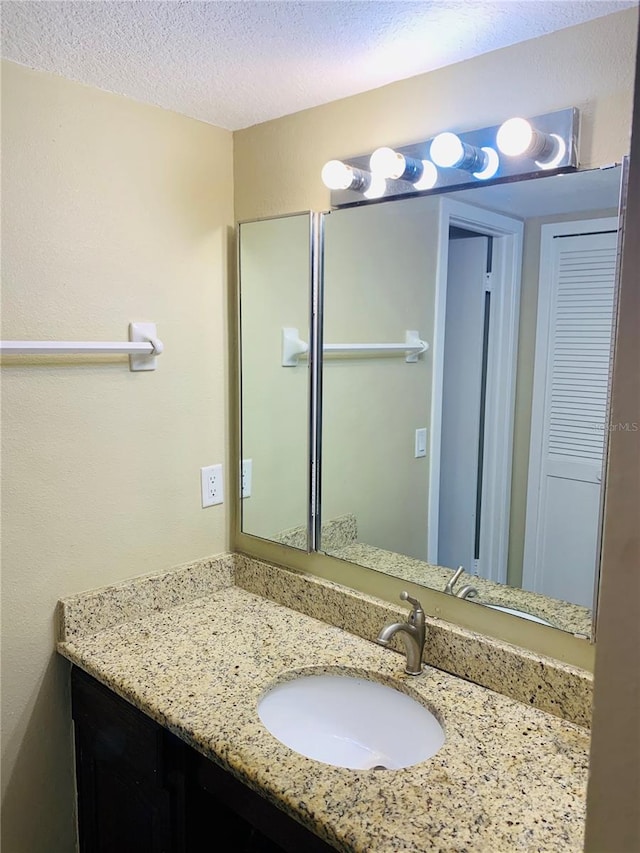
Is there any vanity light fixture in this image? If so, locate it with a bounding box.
[430,132,499,180]
[322,107,578,208]
[369,147,438,190]
[496,117,566,170]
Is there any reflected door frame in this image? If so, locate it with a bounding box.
[428,199,524,584]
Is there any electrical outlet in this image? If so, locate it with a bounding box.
[241,459,252,498]
[201,464,223,507]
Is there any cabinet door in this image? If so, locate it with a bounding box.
[70,666,335,853]
[71,667,184,853]
[74,732,173,853]
[188,750,336,853]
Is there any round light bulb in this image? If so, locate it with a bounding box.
[473,147,499,180]
[363,174,386,199]
[430,132,464,168]
[370,147,405,179]
[321,159,353,190]
[496,118,533,156]
[413,160,438,190]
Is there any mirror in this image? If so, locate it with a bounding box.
[320,166,623,639]
[238,165,624,640]
[238,212,312,549]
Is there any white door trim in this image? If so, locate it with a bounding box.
[428,198,524,584]
[522,216,619,595]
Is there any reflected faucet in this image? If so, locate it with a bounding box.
[443,566,479,600]
[457,584,479,600]
[444,566,465,595]
[376,591,426,676]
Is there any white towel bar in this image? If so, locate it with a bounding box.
[0,323,163,371]
[281,327,428,366]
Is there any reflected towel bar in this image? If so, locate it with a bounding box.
[282,327,428,366]
[0,323,163,371]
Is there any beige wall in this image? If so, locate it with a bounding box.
[322,198,440,558]
[1,61,233,852]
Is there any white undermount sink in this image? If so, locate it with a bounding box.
[257,673,445,770]
[484,603,553,626]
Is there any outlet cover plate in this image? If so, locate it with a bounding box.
[201,464,223,507]
[241,459,252,498]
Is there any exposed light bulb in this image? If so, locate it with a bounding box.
[321,159,355,190]
[370,147,428,186]
[430,132,491,174]
[497,118,565,169]
[370,147,404,179]
[496,118,534,156]
[473,147,499,180]
[413,160,438,190]
[321,159,374,192]
[363,174,387,199]
[430,132,464,168]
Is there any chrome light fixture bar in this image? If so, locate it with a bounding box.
[322,107,579,209]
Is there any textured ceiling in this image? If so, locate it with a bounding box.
[1,0,637,130]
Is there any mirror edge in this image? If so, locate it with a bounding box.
[590,154,631,642]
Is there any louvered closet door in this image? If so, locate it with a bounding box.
[523,224,618,608]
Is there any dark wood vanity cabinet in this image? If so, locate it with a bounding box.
[71,667,336,853]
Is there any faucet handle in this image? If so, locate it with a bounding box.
[400,591,424,613]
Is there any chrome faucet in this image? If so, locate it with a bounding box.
[443,566,479,600]
[376,591,426,676]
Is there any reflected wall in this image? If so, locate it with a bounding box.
[239,213,311,547]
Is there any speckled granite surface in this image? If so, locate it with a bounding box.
[235,555,593,729]
[325,543,593,637]
[274,513,358,550]
[58,565,591,853]
[57,554,235,641]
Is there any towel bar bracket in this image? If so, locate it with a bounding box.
[128,323,163,371]
[0,323,164,371]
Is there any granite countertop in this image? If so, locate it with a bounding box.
[327,543,592,636]
[58,571,590,853]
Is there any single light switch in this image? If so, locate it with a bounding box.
[415,428,427,458]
